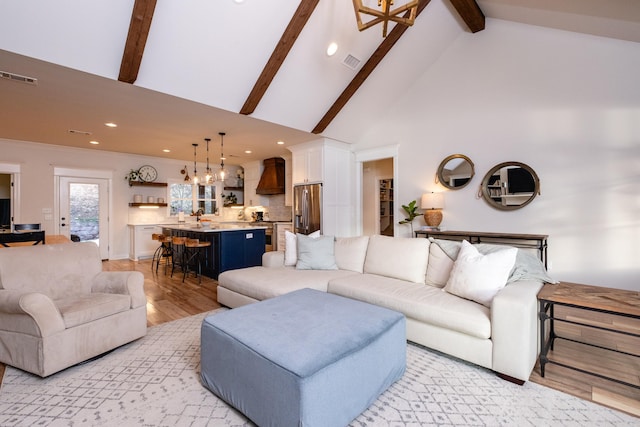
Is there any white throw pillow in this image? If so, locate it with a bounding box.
[425,242,455,288]
[284,230,320,266]
[296,235,338,270]
[444,240,517,307]
[363,235,430,284]
[334,236,369,273]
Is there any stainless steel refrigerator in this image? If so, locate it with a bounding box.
[293,183,322,235]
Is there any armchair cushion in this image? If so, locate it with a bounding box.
[56,293,131,329]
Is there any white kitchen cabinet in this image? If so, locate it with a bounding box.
[289,139,354,237]
[291,144,323,185]
[129,224,161,261]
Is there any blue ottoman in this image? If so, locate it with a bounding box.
[201,288,406,427]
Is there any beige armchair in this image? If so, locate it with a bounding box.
[0,242,147,377]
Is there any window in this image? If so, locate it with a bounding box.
[169,182,217,216]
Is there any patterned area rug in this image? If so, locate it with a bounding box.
[0,310,637,427]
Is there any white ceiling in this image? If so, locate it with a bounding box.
[0,0,638,165]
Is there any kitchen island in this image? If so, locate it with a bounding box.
[161,223,266,279]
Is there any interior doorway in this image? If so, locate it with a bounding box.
[0,174,11,231]
[362,158,394,236]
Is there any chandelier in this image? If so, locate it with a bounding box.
[204,137,213,184]
[191,143,199,185]
[217,132,227,182]
[352,0,419,37]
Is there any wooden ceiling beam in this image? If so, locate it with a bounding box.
[449,0,485,33]
[312,0,431,134]
[119,0,157,84]
[240,0,320,116]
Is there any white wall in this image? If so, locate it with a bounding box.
[353,19,640,291]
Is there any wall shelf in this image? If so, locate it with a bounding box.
[224,186,244,191]
[128,203,168,207]
[128,181,167,187]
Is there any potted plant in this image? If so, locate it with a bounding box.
[398,200,420,235]
[125,169,139,184]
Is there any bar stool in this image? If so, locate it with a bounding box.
[170,236,187,279]
[151,234,173,274]
[183,238,212,284]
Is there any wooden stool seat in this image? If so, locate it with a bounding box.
[152,233,173,274]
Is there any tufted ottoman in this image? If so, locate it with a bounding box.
[201,288,406,427]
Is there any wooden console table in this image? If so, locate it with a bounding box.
[538,282,640,389]
[415,230,548,268]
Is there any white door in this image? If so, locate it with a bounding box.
[59,177,109,259]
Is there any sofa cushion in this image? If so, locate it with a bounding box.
[328,274,491,339]
[284,230,320,266]
[425,242,454,288]
[55,293,132,329]
[334,236,369,273]
[218,266,359,302]
[444,240,517,307]
[296,235,338,270]
[363,235,429,284]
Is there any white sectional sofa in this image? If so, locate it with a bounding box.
[218,234,553,383]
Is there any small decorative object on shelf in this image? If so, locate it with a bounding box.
[236,169,244,187]
[125,169,139,183]
[126,166,159,185]
[223,192,238,206]
[138,165,157,182]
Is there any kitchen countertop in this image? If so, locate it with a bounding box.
[160,223,267,233]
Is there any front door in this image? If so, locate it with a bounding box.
[59,176,109,259]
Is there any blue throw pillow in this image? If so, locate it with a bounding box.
[296,234,338,270]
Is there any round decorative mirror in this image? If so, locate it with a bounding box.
[480,162,540,210]
[436,154,475,190]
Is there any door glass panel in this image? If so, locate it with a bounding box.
[69,183,99,244]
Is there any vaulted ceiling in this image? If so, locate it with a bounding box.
[1,0,638,165]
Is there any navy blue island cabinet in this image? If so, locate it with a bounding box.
[162,227,265,279]
[217,229,265,276]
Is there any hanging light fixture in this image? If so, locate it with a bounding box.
[204,138,213,184]
[218,132,227,182]
[352,0,419,37]
[191,143,199,185]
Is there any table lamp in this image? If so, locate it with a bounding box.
[421,192,444,228]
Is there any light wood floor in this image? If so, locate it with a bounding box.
[1,259,638,418]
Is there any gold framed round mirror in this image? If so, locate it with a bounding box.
[436,154,475,190]
[480,162,540,210]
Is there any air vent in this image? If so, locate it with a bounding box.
[342,54,361,70]
[68,129,93,136]
[0,70,38,85]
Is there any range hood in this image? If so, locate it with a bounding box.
[256,157,285,195]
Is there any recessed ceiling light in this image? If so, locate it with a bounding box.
[89,140,100,145]
[326,42,338,57]
[163,149,171,153]
[276,141,285,145]
[245,150,252,154]
[104,122,117,128]
[233,0,244,3]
